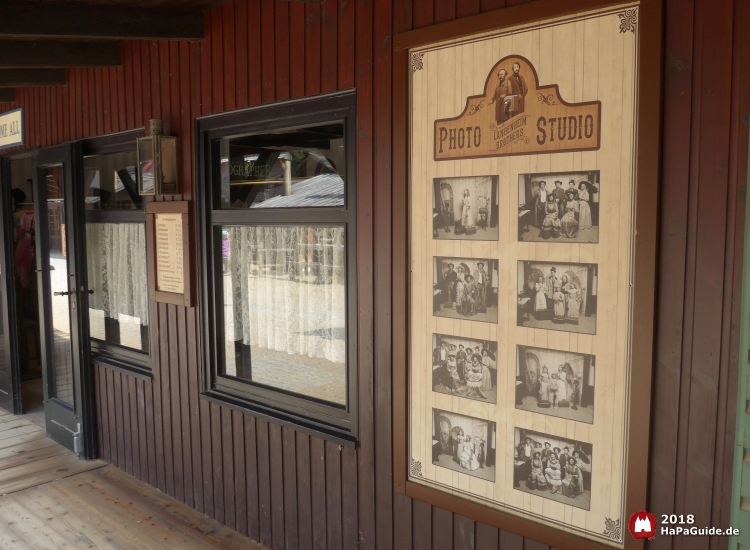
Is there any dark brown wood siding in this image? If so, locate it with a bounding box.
[2,0,750,548]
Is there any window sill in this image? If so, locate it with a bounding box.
[200,389,357,448]
[92,353,153,382]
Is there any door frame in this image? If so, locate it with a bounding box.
[34,142,97,457]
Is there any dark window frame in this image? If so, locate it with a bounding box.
[82,129,154,380]
[196,90,359,447]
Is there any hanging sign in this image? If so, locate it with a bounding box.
[0,108,23,151]
[434,56,601,160]
[146,201,193,307]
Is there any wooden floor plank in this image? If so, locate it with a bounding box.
[0,493,95,549]
[17,486,142,550]
[0,457,107,495]
[0,453,81,484]
[13,488,107,549]
[0,419,32,431]
[72,473,247,549]
[0,440,69,471]
[0,496,78,550]
[44,477,179,550]
[0,415,28,430]
[0,426,44,444]
[0,436,58,460]
[67,474,221,550]
[0,429,47,451]
[0,520,36,550]
[87,468,253,550]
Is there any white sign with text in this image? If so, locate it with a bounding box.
[0,108,23,150]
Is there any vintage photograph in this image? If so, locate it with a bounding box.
[517,171,600,243]
[432,334,498,404]
[517,261,597,335]
[514,428,593,510]
[432,409,496,482]
[434,257,499,323]
[433,176,500,241]
[515,345,595,423]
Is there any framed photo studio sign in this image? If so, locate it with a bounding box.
[392,0,662,548]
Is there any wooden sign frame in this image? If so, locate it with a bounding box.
[146,201,193,307]
[391,0,662,548]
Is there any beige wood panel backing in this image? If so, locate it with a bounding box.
[408,5,638,547]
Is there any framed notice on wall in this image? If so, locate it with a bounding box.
[392,0,662,548]
[146,201,193,307]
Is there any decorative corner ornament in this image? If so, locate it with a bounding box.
[603,518,622,541]
[411,52,425,72]
[468,100,485,115]
[618,8,638,34]
[410,457,424,477]
[537,93,557,106]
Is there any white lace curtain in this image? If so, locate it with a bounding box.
[225,225,346,364]
[86,223,149,326]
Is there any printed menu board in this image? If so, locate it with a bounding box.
[155,213,184,294]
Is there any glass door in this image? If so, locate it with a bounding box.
[0,158,21,413]
[34,144,93,454]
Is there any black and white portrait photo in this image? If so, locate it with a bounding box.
[434,257,498,323]
[517,170,600,243]
[433,176,499,241]
[432,409,496,482]
[515,345,595,423]
[517,261,597,335]
[513,428,592,510]
[432,334,498,404]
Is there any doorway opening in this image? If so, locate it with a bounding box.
[8,157,44,423]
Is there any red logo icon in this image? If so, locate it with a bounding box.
[628,511,657,540]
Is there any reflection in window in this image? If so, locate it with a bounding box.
[84,152,143,211]
[86,223,149,352]
[221,225,346,405]
[217,123,345,209]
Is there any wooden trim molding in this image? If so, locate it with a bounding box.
[0,2,205,41]
[0,69,66,87]
[0,41,120,68]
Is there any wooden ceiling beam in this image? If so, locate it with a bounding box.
[0,2,205,40]
[0,89,14,103]
[0,69,66,87]
[0,41,120,68]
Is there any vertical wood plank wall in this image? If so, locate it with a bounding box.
[1,0,749,549]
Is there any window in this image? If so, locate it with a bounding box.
[83,132,152,376]
[198,92,357,445]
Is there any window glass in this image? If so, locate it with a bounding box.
[7,157,40,383]
[43,165,75,405]
[86,222,149,353]
[220,225,347,405]
[84,152,143,210]
[216,122,345,210]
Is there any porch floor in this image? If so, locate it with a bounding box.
[0,408,267,549]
